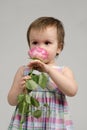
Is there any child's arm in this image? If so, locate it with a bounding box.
[47,66,78,96]
[7,66,30,106]
[28,60,78,96]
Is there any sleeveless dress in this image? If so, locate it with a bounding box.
[8,66,73,130]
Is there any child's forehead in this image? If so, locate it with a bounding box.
[30,26,57,33]
[29,27,58,41]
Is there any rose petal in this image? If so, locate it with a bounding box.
[28,47,48,62]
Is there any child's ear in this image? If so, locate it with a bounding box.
[56,47,62,55]
[56,43,63,55]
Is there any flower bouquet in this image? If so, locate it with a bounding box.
[17,47,50,130]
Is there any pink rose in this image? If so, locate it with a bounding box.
[28,47,48,63]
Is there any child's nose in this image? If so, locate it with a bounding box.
[38,43,45,49]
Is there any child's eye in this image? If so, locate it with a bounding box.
[32,41,38,45]
[45,41,51,45]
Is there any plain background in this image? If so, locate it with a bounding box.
[0,0,87,129]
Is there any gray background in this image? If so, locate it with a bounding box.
[0,0,87,129]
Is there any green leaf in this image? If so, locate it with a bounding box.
[38,73,48,89]
[45,104,50,117]
[20,102,27,124]
[31,74,39,83]
[43,103,49,107]
[26,79,38,91]
[31,96,40,107]
[32,110,42,118]
[18,94,25,103]
[18,101,29,114]
[18,102,23,113]
[25,94,31,104]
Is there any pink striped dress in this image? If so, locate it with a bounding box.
[8,66,73,130]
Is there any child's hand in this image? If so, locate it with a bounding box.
[19,75,31,92]
[28,60,49,73]
[8,66,31,106]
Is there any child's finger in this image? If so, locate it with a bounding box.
[22,75,31,81]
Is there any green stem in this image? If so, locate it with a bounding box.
[19,123,22,130]
[29,69,33,77]
[19,101,26,130]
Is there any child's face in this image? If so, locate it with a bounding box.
[29,26,61,65]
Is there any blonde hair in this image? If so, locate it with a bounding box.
[27,16,65,51]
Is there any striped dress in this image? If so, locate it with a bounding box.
[8,66,73,130]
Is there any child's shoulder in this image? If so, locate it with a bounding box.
[53,65,73,75]
[52,65,64,70]
[61,66,74,78]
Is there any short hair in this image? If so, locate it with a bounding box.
[27,16,65,50]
